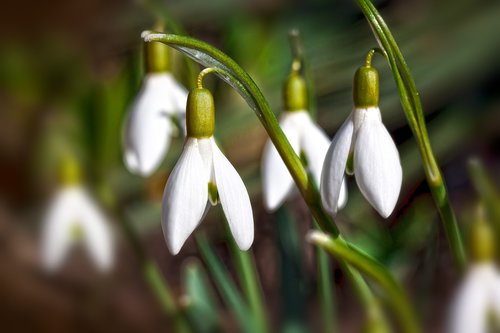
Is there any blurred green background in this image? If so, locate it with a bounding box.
[0,0,500,332]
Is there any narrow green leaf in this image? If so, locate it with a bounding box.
[309,231,421,333]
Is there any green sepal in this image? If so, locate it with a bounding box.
[186,88,215,138]
[353,65,379,108]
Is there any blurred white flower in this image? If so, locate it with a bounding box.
[449,263,500,333]
[123,73,188,176]
[41,186,114,272]
[320,107,402,218]
[162,137,254,255]
[262,110,347,212]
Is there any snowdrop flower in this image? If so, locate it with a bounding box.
[320,58,402,218]
[262,71,347,211]
[123,39,188,176]
[41,160,113,272]
[162,86,254,255]
[450,263,500,333]
[449,213,500,333]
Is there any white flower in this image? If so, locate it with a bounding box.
[449,263,500,333]
[123,73,188,176]
[41,186,114,272]
[262,110,347,212]
[162,137,254,254]
[320,107,402,218]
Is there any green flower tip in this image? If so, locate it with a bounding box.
[353,65,379,108]
[283,71,308,111]
[186,88,215,138]
[469,204,495,263]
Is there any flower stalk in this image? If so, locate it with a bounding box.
[354,0,466,271]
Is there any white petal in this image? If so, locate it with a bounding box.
[212,139,254,250]
[485,265,500,323]
[261,113,301,212]
[449,265,491,333]
[164,74,188,135]
[41,188,77,271]
[123,73,186,176]
[320,114,354,215]
[164,74,189,113]
[162,138,209,254]
[300,114,331,187]
[76,190,114,272]
[337,178,348,210]
[353,107,402,218]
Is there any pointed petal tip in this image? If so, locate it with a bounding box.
[124,150,156,177]
[234,231,254,251]
[166,237,183,255]
[262,195,282,213]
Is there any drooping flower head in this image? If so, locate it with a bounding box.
[262,69,347,211]
[321,53,402,218]
[449,208,500,333]
[162,81,254,254]
[123,33,188,176]
[41,158,114,272]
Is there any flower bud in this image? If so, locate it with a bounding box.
[353,65,379,108]
[186,88,215,138]
[283,72,308,111]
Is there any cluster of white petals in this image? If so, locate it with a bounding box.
[123,73,188,176]
[320,107,402,218]
[449,263,500,333]
[41,186,114,272]
[162,137,254,254]
[262,110,347,212]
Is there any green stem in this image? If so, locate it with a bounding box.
[119,210,190,333]
[196,233,256,333]
[341,264,390,333]
[226,225,269,333]
[317,247,336,333]
[310,232,420,333]
[354,0,466,271]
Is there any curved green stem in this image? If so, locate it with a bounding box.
[310,231,421,333]
[355,0,466,271]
